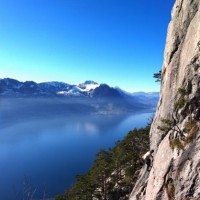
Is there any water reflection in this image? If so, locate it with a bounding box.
[75,122,99,135]
[0,98,153,199]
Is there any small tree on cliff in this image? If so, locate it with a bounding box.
[153,70,162,82]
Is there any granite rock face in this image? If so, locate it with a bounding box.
[130,0,200,199]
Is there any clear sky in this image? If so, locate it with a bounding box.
[0,0,175,92]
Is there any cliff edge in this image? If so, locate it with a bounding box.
[130,0,200,199]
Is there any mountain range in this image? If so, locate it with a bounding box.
[0,78,159,112]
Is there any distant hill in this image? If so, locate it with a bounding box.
[0,78,159,112]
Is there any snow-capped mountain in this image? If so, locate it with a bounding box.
[0,78,159,110]
[57,81,100,97]
[0,78,100,97]
[78,81,99,91]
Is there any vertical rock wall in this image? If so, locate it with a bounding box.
[130,0,200,199]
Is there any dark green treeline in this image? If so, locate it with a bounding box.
[56,125,150,200]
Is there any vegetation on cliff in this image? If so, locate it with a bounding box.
[55,124,150,200]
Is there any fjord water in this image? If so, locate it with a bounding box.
[0,98,153,199]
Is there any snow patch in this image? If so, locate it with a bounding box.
[78,81,100,92]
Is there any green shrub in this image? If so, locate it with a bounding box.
[174,97,186,109]
[178,87,187,96]
[157,118,174,133]
[157,125,171,132]
[174,87,188,110]
[170,138,184,150]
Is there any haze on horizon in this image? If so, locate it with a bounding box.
[0,0,175,92]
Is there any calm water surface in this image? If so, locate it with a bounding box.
[0,98,153,199]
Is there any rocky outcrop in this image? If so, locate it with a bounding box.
[130,0,200,199]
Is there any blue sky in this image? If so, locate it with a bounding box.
[0,0,175,92]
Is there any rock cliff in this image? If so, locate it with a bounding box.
[130,0,200,199]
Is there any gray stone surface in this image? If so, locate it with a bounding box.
[130,0,200,199]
